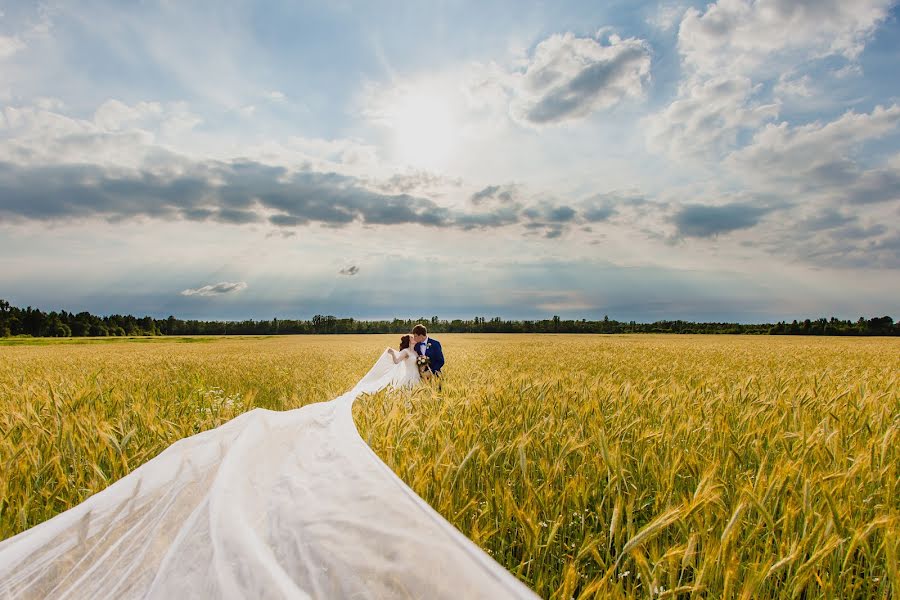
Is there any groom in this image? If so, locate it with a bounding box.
[412,324,444,376]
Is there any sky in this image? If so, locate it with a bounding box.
[1,0,899,322]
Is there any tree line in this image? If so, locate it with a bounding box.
[0,299,897,338]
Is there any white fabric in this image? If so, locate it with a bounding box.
[0,350,537,599]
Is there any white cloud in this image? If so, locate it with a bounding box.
[363,29,651,142]
[726,104,900,185]
[0,34,25,59]
[644,0,893,160]
[833,64,863,79]
[0,4,54,60]
[773,73,813,98]
[644,76,779,158]
[678,0,892,76]
[647,2,687,31]
[0,100,201,169]
[509,32,651,126]
[94,99,164,131]
[180,281,248,297]
[720,105,900,267]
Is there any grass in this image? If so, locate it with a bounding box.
[2,334,898,599]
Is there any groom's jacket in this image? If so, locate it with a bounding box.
[417,338,445,373]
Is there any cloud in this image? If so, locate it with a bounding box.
[773,222,900,270]
[362,28,651,139]
[94,99,164,131]
[842,169,900,205]
[181,281,248,297]
[511,32,651,125]
[773,73,813,98]
[453,205,523,230]
[796,208,856,232]
[373,170,461,194]
[673,202,772,238]
[580,191,646,222]
[0,34,25,59]
[0,101,202,168]
[0,5,53,60]
[0,95,649,238]
[470,184,518,205]
[678,0,892,75]
[645,0,892,159]
[726,104,900,188]
[644,75,780,158]
[339,266,360,276]
[647,3,687,32]
[0,156,612,237]
[0,159,454,227]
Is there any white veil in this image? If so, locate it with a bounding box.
[0,350,537,599]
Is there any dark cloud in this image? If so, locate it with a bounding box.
[582,204,617,222]
[520,202,578,238]
[0,159,624,237]
[834,223,887,240]
[339,266,360,276]
[523,203,577,223]
[181,281,247,297]
[673,202,771,238]
[0,160,453,229]
[543,226,564,239]
[579,191,644,222]
[0,159,656,241]
[471,185,500,204]
[872,232,900,252]
[470,184,517,205]
[454,207,522,230]
[842,169,900,205]
[547,205,577,222]
[797,209,856,232]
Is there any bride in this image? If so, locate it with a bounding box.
[386,335,425,387]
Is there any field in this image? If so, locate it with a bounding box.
[1,334,898,598]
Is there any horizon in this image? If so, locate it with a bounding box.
[2,1,900,321]
[2,297,895,326]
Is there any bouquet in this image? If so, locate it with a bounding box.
[416,354,431,373]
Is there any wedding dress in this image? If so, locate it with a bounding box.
[0,350,537,599]
[388,348,421,388]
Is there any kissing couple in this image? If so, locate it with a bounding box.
[387,324,444,387]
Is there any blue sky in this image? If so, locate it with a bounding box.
[1,0,899,322]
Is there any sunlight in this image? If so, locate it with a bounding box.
[389,89,457,169]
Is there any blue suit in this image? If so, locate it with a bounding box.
[416,337,444,374]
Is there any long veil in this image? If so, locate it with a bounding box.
[0,350,537,599]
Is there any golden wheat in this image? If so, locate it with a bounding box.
[353,334,899,599]
[1,334,898,599]
[0,335,386,538]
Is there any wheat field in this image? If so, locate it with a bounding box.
[1,334,898,598]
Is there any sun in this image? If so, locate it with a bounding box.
[388,89,458,170]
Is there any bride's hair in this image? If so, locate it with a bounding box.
[399,335,411,350]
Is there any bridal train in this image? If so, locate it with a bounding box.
[0,350,537,599]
